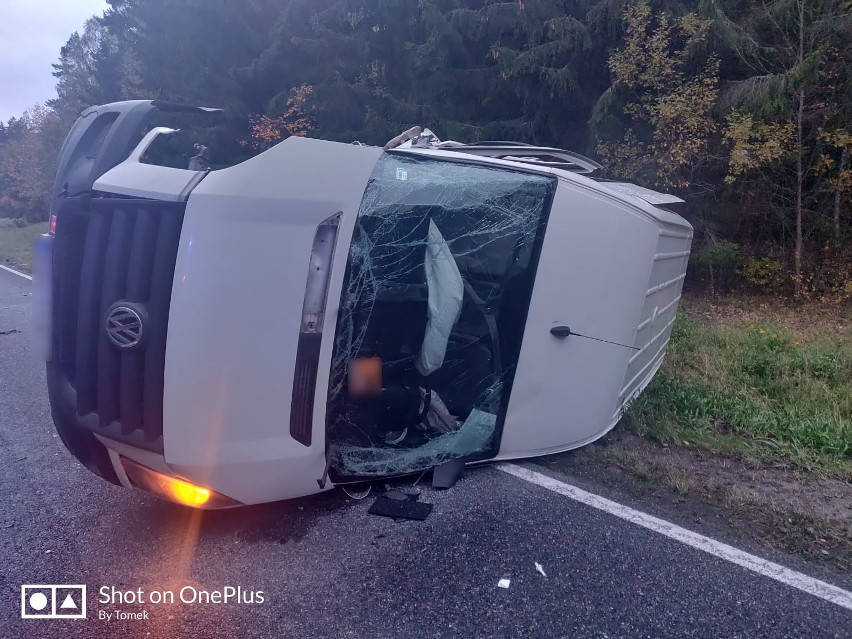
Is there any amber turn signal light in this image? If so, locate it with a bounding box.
[120,458,240,509]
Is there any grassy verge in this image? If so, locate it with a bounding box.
[0,219,48,274]
[543,300,852,571]
[624,298,852,480]
[595,441,851,570]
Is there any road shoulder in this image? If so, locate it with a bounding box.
[536,430,852,588]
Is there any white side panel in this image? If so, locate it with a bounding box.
[499,179,658,457]
[163,137,382,504]
[94,127,204,201]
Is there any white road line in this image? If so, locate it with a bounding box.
[497,462,852,612]
[0,264,32,280]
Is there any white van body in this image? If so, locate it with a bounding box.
[43,101,691,507]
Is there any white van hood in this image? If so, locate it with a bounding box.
[162,137,383,503]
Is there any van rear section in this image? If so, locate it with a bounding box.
[41,101,692,508]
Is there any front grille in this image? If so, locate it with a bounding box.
[51,197,184,452]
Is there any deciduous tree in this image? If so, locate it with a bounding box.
[593,1,720,191]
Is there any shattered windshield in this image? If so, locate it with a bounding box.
[327,153,556,479]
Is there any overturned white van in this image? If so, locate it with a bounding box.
[40,101,691,507]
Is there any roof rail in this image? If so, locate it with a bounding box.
[439,143,602,174]
[462,140,535,147]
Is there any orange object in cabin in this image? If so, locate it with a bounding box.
[348,357,382,396]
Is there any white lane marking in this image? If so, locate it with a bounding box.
[497,463,852,612]
[0,264,32,280]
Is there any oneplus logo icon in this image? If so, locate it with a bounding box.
[21,585,87,619]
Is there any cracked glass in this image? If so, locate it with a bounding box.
[327,153,556,478]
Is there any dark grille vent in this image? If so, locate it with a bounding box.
[52,197,184,452]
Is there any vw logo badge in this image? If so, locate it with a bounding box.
[105,304,145,349]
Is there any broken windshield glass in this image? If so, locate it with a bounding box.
[327,153,556,478]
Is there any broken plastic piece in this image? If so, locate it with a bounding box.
[432,458,465,489]
[383,489,408,501]
[535,562,547,577]
[497,577,511,589]
[368,496,433,521]
[384,126,423,150]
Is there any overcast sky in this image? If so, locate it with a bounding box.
[0,0,109,123]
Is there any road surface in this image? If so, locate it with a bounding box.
[1,265,850,638]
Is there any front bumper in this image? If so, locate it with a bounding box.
[50,393,241,508]
[48,369,121,486]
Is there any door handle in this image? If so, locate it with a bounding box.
[550,325,572,338]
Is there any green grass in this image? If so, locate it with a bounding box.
[0,219,48,273]
[625,304,852,478]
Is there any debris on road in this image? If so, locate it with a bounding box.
[432,458,465,489]
[368,495,433,521]
[535,562,547,577]
[341,484,372,500]
[497,576,511,589]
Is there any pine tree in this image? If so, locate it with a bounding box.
[711,0,852,296]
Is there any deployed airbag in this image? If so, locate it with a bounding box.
[416,220,464,376]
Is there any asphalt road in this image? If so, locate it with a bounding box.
[1,266,850,638]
